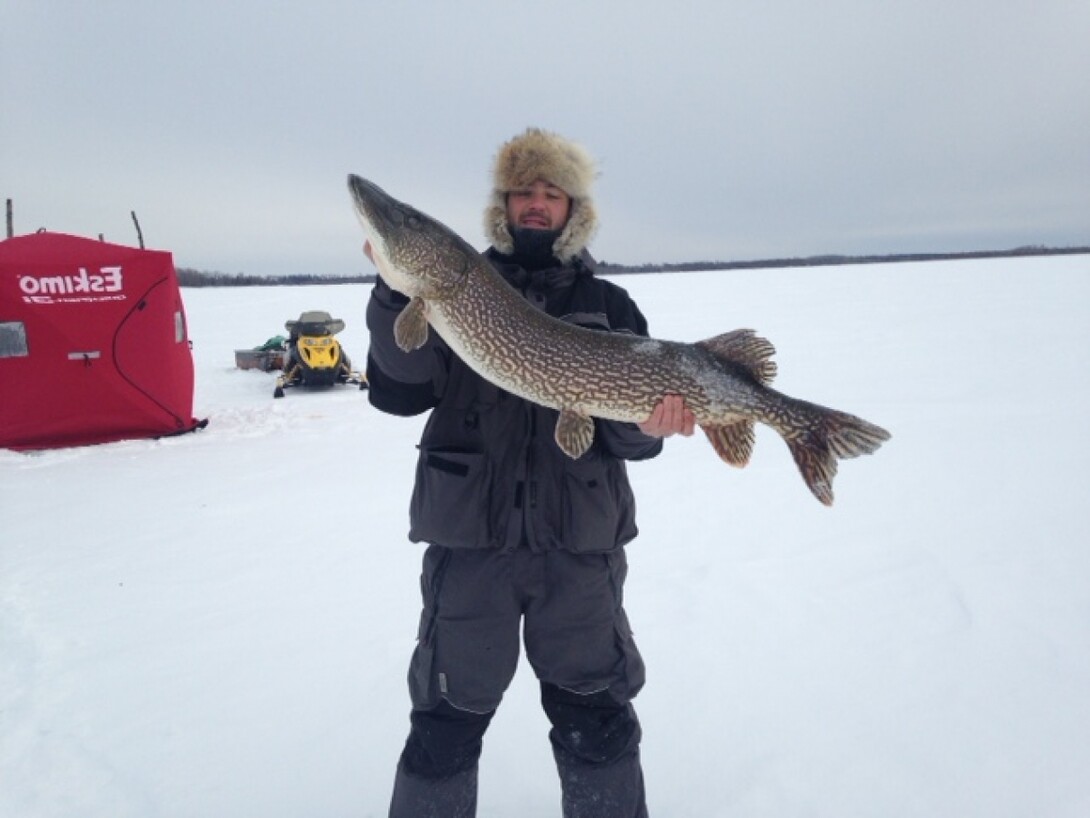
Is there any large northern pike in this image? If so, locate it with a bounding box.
[348,174,890,505]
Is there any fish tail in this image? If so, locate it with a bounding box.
[784,405,891,506]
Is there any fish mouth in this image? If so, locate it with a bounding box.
[347,174,399,238]
[347,174,403,281]
[348,174,388,229]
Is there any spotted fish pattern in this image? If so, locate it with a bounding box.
[349,174,890,505]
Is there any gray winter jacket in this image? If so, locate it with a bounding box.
[365,250,663,553]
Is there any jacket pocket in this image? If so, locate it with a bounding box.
[560,459,638,552]
[409,446,494,549]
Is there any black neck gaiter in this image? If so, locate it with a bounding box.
[508,227,563,271]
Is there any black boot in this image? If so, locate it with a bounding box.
[389,763,478,818]
[388,701,493,818]
[543,683,649,817]
[553,743,649,818]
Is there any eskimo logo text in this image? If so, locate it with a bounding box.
[20,267,125,304]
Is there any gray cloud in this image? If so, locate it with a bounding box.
[4,1,1087,276]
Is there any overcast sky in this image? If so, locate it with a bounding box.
[3,0,1088,277]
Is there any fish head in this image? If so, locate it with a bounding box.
[348,174,473,301]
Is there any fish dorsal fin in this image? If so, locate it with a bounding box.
[695,329,777,385]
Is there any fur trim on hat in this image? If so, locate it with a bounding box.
[483,127,599,264]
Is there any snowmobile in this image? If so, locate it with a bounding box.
[273,310,367,398]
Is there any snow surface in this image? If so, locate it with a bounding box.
[2,255,1089,817]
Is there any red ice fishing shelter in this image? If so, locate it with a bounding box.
[0,231,204,450]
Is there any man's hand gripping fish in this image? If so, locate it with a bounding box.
[349,174,891,506]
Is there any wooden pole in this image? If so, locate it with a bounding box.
[5,198,12,238]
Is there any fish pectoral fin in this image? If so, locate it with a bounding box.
[702,420,756,467]
[393,298,429,351]
[555,410,595,459]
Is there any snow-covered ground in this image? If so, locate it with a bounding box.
[2,255,1089,817]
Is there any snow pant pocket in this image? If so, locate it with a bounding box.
[407,547,522,713]
[609,604,646,702]
[522,550,646,702]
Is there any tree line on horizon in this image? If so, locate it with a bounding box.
[176,245,1088,287]
[595,245,1090,275]
[175,268,376,287]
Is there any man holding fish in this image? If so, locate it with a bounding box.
[363,127,690,817]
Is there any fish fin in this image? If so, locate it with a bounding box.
[555,410,595,459]
[823,410,891,460]
[785,433,838,506]
[393,297,429,351]
[696,329,777,384]
[702,420,755,467]
[785,407,892,506]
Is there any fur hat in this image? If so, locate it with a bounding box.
[483,127,598,263]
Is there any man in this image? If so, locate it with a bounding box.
[364,127,694,817]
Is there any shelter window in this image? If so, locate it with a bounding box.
[174,310,187,343]
[0,321,29,358]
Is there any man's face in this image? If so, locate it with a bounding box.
[505,180,572,231]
